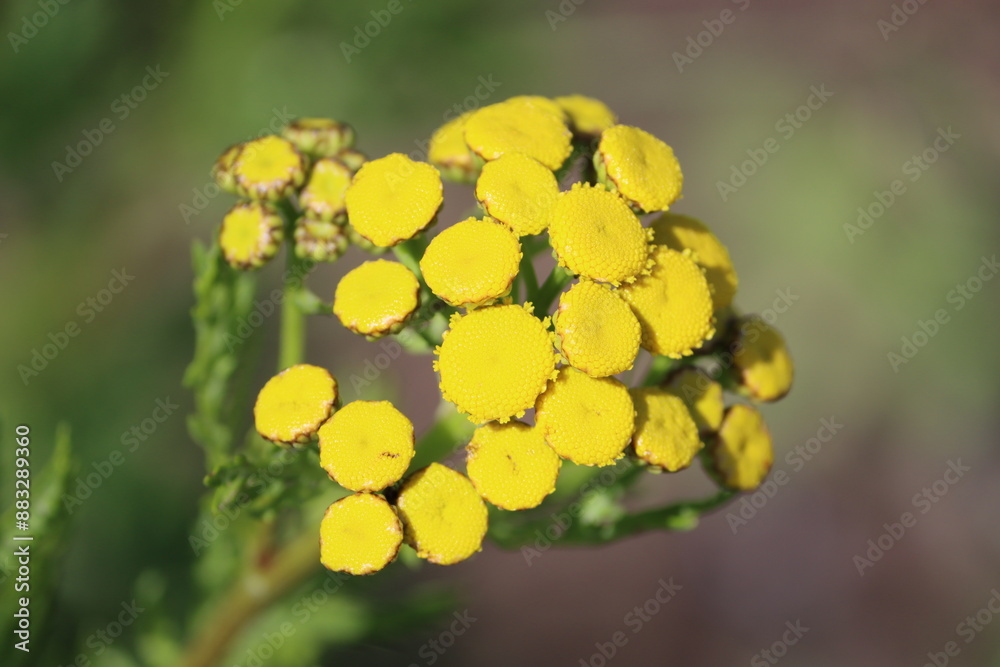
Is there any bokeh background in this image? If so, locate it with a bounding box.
[2,1,999,665]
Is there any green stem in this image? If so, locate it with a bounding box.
[278,237,308,371]
[642,355,676,387]
[392,236,427,279]
[407,403,475,473]
[519,253,539,302]
[533,265,574,317]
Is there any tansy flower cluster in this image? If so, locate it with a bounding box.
[209,94,793,575]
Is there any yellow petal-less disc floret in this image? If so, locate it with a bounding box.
[547,183,651,286]
[254,364,338,445]
[505,95,568,122]
[597,125,683,212]
[711,404,774,491]
[334,260,420,338]
[212,143,241,194]
[534,367,635,467]
[419,217,522,308]
[463,99,573,171]
[732,318,794,402]
[465,421,561,510]
[619,245,715,358]
[300,158,353,222]
[219,202,284,270]
[554,95,617,137]
[664,367,724,432]
[435,304,556,424]
[319,493,402,575]
[232,135,307,201]
[318,400,414,492]
[428,112,477,182]
[396,463,488,565]
[282,117,354,158]
[345,153,443,247]
[650,213,738,311]
[554,280,640,377]
[475,153,560,237]
[630,388,702,472]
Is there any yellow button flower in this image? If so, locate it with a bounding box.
[294,217,348,263]
[396,463,488,565]
[345,153,443,247]
[319,493,402,575]
[219,202,284,270]
[463,99,572,171]
[711,404,773,491]
[465,421,561,510]
[619,245,715,358]
[733,319,794,402]
[211,143,241,194]
[630,388,702,472]
[428,112,477,183]
[664,367,724,432]
[254,364,338,445]
[282,117,355,158]
[651,213,738,311]
[548,183,651,285]
[435,304,556,424]
[420,217,521,308]
[597,125,682,212]
[475,153,559,237]
[554,95,617,137]
[534,367,634,467]
[334,260,420,338]
[318,400,414,492]
[505,95,568,122]
[232,135,307,201]
[300,158,353,223]
[554,280,640,377]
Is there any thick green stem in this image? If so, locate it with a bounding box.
[642,355,676,387]
[533,265,574,317]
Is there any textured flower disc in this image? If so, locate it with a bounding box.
[650,213,738,311]
[428,112,477,182]
[597,125,683,212]
[463,99,573,171]
[345,153,443,247]
[219,202,284,270]
[664,367,724,432]
[554,95,617,136]
[395,463,488,565]
[232,135,307,201]
[465,421,561,510]
[420,217,522,308]
[733,319,794,402]
[505,95,568,122]
[534,367,635,467]
[334,260,420,338]
[554,280,640,377]
[630,388,702,472]
[300,158,353,222]
[294,217,348,263]
[318,400,415,492]
[711,404,774,491]
[435,304,556,424]
[619,245,715,358]
[475,153,560,237]
[282,117,354,157]
[319,493,402,575]
[254,364,338,445]
[211,143,241,194]
[547,183,651,285]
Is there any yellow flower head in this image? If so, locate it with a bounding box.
[619,245,715,358]
[420,217,521,308]
[554,95,617,137]
[505,95,568,121]
[219,202,284,270]
[475,153,560,237]
[651,213,738,311]
[337,148,367,172]
[597,125,682,212]
[548,183,651,286]
[254,364,338,445]
[534,367,634,467]
[318,400,415,492]
[232,135,307,201]
[664,367,724,432]
[463,99,573,171]
[396,463,488,565]
[465,421,561,510]
[711,404,773,491]
[733,319,794,402]
[294,217,349,263]
[435,304,556,424]
[211,143,241,194]
[428,112,478,183]
[345,153,443,247]
[282,117,355,158]
[629,388,702,472]
[300,158,353,223]
[334,259,420,338]
[554,280,640,377]
[319,493,402,575]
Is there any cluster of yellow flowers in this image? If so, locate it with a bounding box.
[213,94,793,575]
